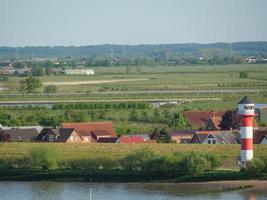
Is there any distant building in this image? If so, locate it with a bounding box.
[171,130,195,143]
[117,136,145,143]
[183,111,225,129]
[62,121,116,143]
[191,130,239,144]
[245,57,257,63]
[0,125,43,133]
[151,101,179,108]
[2,128,39,142]
[64,69,95,75]
[0,67,16,75]
[205,116,222,130]
[36,128,83,143]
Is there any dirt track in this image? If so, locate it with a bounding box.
[43,78,149,86]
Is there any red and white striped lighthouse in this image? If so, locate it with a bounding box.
[238,96,255,163]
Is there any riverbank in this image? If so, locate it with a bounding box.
[0,169,266,183]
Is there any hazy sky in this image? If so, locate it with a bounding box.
[1,0,267,47]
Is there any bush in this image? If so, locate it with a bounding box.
[181,152,219,177]
[121,148,157,171]
[239,71,248,79]
[29,146,61,170]
[44,85,57,93]
[246,158,266,176]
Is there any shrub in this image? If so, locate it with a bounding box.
[246,158,266,176]
[182,152,216,177]
[29,146,61,170]
[121,148,157,171]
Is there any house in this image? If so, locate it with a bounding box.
[15,67,32,76]
[36,128,83,143]
[183,111,225,129]
[261,136,267,144]
[62,122,116,143]
[0,129,10,142]
[151,101,179,108]
[97,137,118,143]
[205,116,222,130]
[0,67,16,75]
[253,129,267,144]
[191,130,238,144]
[117,136,145,143]
[2,128,39,142]
[64,69,95,75]
[171,130,195,143]
[0,125,43,133]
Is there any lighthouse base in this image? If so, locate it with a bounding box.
[241,150,253,162]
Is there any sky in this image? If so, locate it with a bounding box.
[0,0,267,47]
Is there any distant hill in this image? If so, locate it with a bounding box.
[0,42,267,59]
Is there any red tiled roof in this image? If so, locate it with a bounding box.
[119,136,145,143]
[210,116,222,130]
[183,111,225,127]
[62,122,116,137]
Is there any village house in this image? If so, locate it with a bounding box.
[117,135,146,143]
[36,128,83,143]
[191,130,239,144]
[62,122,116,143]
[183,110,225,129]
[64,68,95,75]
[0,125,43,133]
[1,128,39,142]
[171,130,195,143]
[205,116,222,130]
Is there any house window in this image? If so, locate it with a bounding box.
[70,136,73,141]
[48,135,55,142]
[207,139,216,144]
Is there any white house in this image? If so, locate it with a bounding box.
[64,69,95,75]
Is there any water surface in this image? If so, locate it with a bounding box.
[0,181,266,200]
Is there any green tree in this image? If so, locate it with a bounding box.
[239,71,248,79]
[29,146,61,169]
[44,85,57,93]
[31,66,45,76]
[129,110,139,121]
[169,113,188,130]
[20,76,42,93]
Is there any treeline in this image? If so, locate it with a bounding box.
[52,102,150,110]
[0,147,221,178]
[1,42,267,59]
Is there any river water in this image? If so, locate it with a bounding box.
[0,181,266,200]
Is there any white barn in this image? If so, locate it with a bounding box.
[64,69,95,75]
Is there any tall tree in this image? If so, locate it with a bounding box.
[20,76,42,93]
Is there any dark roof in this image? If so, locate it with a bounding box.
[4,128,39,141]
[194,130,238,144]
[91,130,111,136]
[97,137,118,143]
[238,96,254,104]
[36,128,80,142]
[171,130,195,137]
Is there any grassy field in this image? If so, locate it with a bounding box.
[3,64,267,94]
